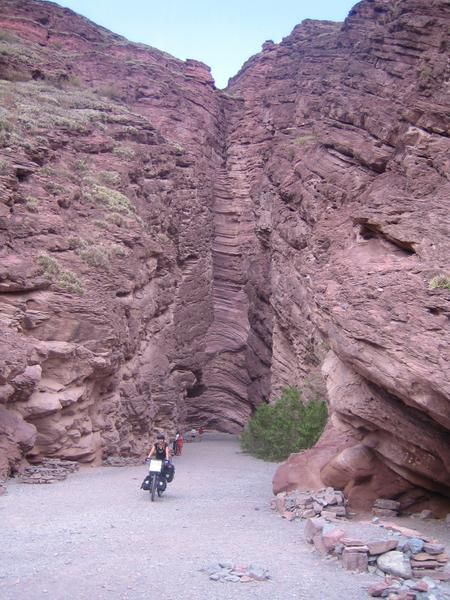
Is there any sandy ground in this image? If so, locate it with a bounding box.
[1,432,449,600]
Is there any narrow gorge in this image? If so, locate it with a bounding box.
[0,0,449,512]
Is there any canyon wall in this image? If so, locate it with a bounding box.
[0,0,449,509]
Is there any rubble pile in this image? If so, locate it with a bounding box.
[201,561,270,583]
[303,518,450,598]
[19,458,80,484]
[272,487,348,521]
[368,575,448,599]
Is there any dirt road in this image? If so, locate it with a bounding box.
[0,433,420,600]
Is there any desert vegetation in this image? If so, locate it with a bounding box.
[241,387,328,461]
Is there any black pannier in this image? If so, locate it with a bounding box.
[141,475,151,490]
[165,463,175,482]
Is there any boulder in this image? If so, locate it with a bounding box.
[377,551,412,579]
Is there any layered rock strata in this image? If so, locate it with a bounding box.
[0,0,449,510]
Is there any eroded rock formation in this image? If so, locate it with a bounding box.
[0,0,449,510]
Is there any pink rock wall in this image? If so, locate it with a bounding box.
[0,0,449,509]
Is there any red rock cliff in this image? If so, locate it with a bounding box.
[0,0,449,509]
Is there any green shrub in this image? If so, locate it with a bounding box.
[83,184,134,214]
[78,245,111,269]
[428,274,450,290]
[37,253,84,294]
[0,30,20,43]
[112,145,135,159]
[57,270,84,294]
[99,170,121,186]
[93,219,109,230]
[96,83,124,101]
[105,211,128,227]
[37,253,60,277]
[240,387,328,461]
[67,236,86,250]
[73,158,88,172]
[295,135,317,146]
[25,196,39,212]
[77,242,128,268]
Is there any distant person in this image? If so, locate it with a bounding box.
[191,428,197,442]
[172,431,179,456]
[175,431,184,456]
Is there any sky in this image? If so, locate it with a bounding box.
[55,0,358,88]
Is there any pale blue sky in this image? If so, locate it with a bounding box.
[55,0,357,88]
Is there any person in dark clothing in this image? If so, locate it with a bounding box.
[146,434,175,482]
[147,434,170,461]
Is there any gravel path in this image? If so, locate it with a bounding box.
[1,433,448,600]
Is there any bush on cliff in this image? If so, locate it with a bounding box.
[240,387,327,461]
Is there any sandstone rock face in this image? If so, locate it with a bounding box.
[0,0,449,510]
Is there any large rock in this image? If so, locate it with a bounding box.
[377,551,412,579]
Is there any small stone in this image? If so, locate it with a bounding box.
[368,540,399,555]
[396,592,416,600]
[320,510,341,520]
[282,510,296,521]
[302,509,317,519]
[342,548,368,572]
[313,533,328,556]
[247,567,268,581]
[421,576,437,589]
[304,518,325,543]
[218,560,234,569]
[423,543,445,555]
[324,488,338,505]
[224,575,240,582]
[322,528,346,551]
[342,537,365,547]
[323,506,347,517]
[368,581,399,597]
[240,576,253,583]
[209,574,220,581]
[435,553,449,562]
[404,538,424,555]
[313,501,323,513]
[347,545,369,553]
[410,559,440,569]
[411,569,450,581]
[412,553,436,562]
[412,580,429,592]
